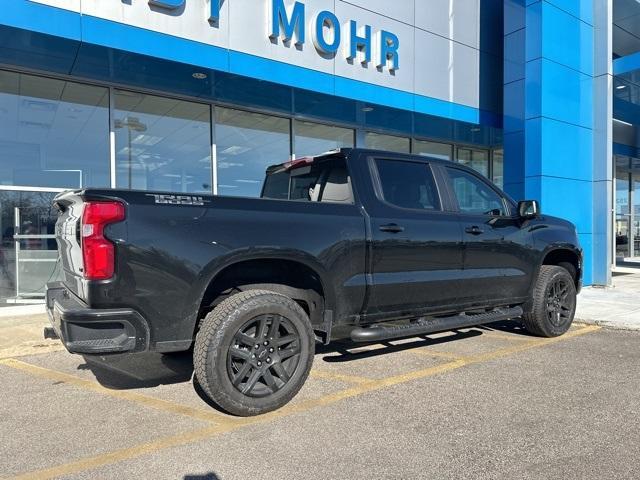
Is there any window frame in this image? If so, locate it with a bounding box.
[369,155,445,214]
[441,164,513,218]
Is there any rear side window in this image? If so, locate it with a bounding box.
[375,159,441,211]
[261,159,354,204]
[446,167,506,216]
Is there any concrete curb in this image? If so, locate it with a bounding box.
[575,317,640,332]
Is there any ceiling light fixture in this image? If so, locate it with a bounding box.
[616,84,627,90]
[192,72,207,80]
[362,106,374,112]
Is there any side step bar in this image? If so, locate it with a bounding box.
[350,306,524,343]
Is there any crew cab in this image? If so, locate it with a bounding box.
[46,148,581,416]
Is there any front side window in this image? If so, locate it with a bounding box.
[446,167,506,216]
[262,158,353,204]
[375,159,440,211]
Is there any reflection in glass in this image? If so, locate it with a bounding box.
[492,149,504,188]
[364,132,410,153]
[114,90,212,193]
[457,147,489,177]
[0,71,110,188]
[412,140,452,161]
[215,107,290,198]
[447,167,505,216]
[294,121,354,158]
[0,191,59,304]
[615,155,640,259]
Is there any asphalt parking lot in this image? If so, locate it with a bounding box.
[1,321,639,480]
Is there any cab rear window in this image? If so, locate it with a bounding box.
[261,159,354,204]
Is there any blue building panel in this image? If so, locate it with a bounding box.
[505,0,598,285]
[0,0,81,41]
[524,117,594,182]
[530,2,594,76]
[524,175,593,234]
[504,79,525,134]
[504,28,526,85]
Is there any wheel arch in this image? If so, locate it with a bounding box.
[188,252,335,336]
[541,246,582,288]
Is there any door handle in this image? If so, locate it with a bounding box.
[379,223,405,233]
[465,225,484,235]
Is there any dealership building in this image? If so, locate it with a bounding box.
[0,0,637,304]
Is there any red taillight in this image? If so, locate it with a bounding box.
[81,201,125,280]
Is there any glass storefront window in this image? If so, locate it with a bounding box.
[0,190,60,304]
[364,132,411,153]
[294,121,354,158]
[215,107,291,198]
[457,147,489,177]
[412,140,453,160]
[615,156,640,259]
[114,90,212,193]
[0,71,110,188]
[492,149,504,188]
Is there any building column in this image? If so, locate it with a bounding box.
[592,0,613,285]
[503,0,611,286]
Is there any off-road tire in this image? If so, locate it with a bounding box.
[194,290,314,416]
[522,265,577,337]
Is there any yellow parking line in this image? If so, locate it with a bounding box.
[0,358,235,426]
[473,330,535,342]
[4,325,600,480]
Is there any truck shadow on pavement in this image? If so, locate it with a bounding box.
[76,319,533,391]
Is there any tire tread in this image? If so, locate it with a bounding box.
[522,265,575,337]
[193,289,314,416]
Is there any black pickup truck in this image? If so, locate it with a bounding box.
[46,148,581,416]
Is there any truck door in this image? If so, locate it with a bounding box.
[440,165,536,303]
[354,154,464,318]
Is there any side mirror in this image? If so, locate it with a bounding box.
[518,200,540,219]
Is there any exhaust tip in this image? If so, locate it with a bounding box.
[43,326,59,340]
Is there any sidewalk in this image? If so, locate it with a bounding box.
[575,263,640,330]
[0,304,62,359]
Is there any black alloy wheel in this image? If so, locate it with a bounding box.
[545,277,575,328]
[194,290,314,416]
[227,314,301,397]
[522,265,577,337]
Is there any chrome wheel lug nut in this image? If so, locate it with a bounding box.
[269,347,274,353]
[255,344,260,349]
[267,358,271,363]
[263,341,269,346]
[257,361,262,366]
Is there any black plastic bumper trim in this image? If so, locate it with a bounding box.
[46,282,150,354]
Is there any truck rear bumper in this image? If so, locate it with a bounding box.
[46,282,150,355]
